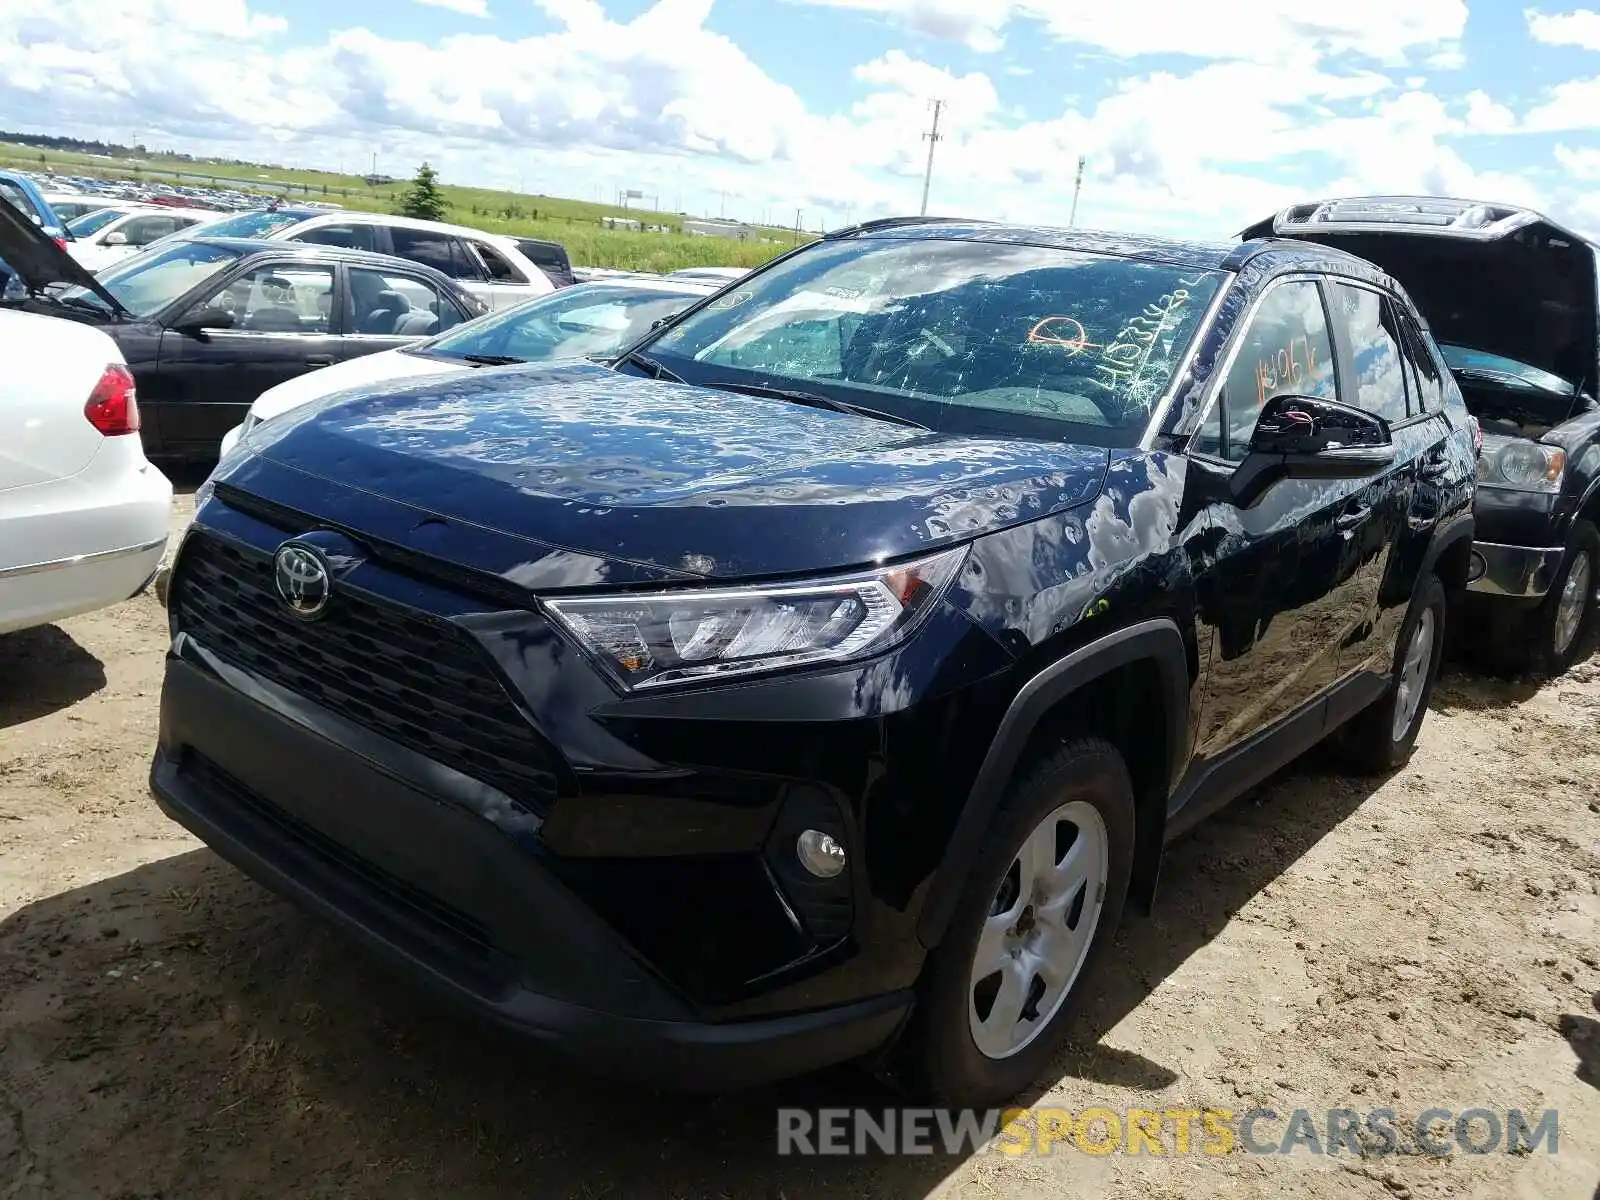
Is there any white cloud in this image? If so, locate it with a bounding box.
[1524,75,1600,129]
[413,0,490,15]
[1463,89,1517,132]
[0,0,1577,244]
[1526,6,1600,50]
[1555,143,1600,177]
[789,0,1467,64]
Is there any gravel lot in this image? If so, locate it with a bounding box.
[2,489,1597,1199]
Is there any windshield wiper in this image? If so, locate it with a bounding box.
[704,380,929,430]
[617,350,684,383]
[460,353,525,366]
[37,294,114,321]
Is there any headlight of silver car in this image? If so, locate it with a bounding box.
[544,546,968,690]
[1477,432,1566,493]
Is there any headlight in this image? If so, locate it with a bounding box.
[545,546,968,690]
[1477,433,1565,493]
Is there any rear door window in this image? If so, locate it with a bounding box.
[1393,307,1446,415]
[471,241,526,283]
[1328,282,1410,424]
[388,227,479,280]
[349,268,467,336]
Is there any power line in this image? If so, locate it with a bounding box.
[920,98,944,217]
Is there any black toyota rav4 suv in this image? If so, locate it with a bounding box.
[152,218,1476,1105]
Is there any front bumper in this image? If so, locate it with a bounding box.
[150,651,910,1088]
[1466,541,1566,599]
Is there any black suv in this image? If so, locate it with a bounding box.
[1244,196,1600,674]
[151,218,1476,1105]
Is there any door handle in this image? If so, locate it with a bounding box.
[305,354,334,367]
[1417,452,1451,481]
[1335,504,1372,531]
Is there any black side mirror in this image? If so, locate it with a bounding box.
[172,305,236,336]
[1231,394,1395,507]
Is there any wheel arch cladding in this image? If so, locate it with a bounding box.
[916,618,1190,948]
[1424,519,1476,594]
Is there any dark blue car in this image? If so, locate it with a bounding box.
[151,217,1477,1105]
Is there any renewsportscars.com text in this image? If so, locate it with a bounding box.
[776,1106,1560,1157]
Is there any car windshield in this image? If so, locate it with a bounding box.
[638,236,1225,445]
[415,284,707,363]
[67,208,125,237]
[1439,344,1576,397]
[57,241,241,317]
[192,210,303,239]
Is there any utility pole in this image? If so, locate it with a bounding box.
[920,98,944,216]
[1068,155,1086,227]
[794,208,802,245]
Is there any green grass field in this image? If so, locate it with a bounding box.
[0,142,816,272]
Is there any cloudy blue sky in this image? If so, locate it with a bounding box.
[6,0,1600,238]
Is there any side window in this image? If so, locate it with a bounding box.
[0,181,41,222]
[202,264,334,333]
[1196,280,1337,462]
[389,228,477,279]
[118,215,171,246]
[1394,308,1446,415]
[1328,283,1409,424]
[292,223,380,252]
[348,268,462,336]
[472,241,525,283]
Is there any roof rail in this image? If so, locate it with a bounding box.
[823,215,990,240]
[1265,196,1557,242]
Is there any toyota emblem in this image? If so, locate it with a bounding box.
[274,543,332,618]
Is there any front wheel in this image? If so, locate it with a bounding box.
[1530,521,1598,676]
[907,738,1135,1106]
[1336,575,1447,774]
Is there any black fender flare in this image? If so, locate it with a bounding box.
[915,618,1191,949]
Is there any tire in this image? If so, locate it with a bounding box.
[907,737,1136,1106]
[1520,520,1599,677]
[1336,575,1447,773]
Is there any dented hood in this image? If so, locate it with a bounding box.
[223,361,1110,583]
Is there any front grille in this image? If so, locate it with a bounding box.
[184,753,507,978]
[174,533,559,815]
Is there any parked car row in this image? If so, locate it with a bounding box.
[4,191,1596,1109]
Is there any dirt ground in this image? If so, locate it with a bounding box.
[1,489,1597,1200]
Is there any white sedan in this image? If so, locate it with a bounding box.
[0,309,172,635]
[67,206,215,272]
[219,277,714,456]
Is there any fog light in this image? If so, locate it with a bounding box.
[796,829,846,878]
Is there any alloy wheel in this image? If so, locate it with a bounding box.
[967,800,1108,1060]
[1392,606,1436,743]
[1553,550,1592,658]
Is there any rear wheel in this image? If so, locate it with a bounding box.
[1337,575,1447,773]
[908,738,1134,1105]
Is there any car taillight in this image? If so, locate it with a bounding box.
[53,235,67,251]
[84,364,141,436]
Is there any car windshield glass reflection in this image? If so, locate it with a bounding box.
[416,285,703,363]
[190,210,303,239]
[58,241,242,317]
[637,237,1225,445]
[67,208,125,237]
[1439,344,1576,396]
